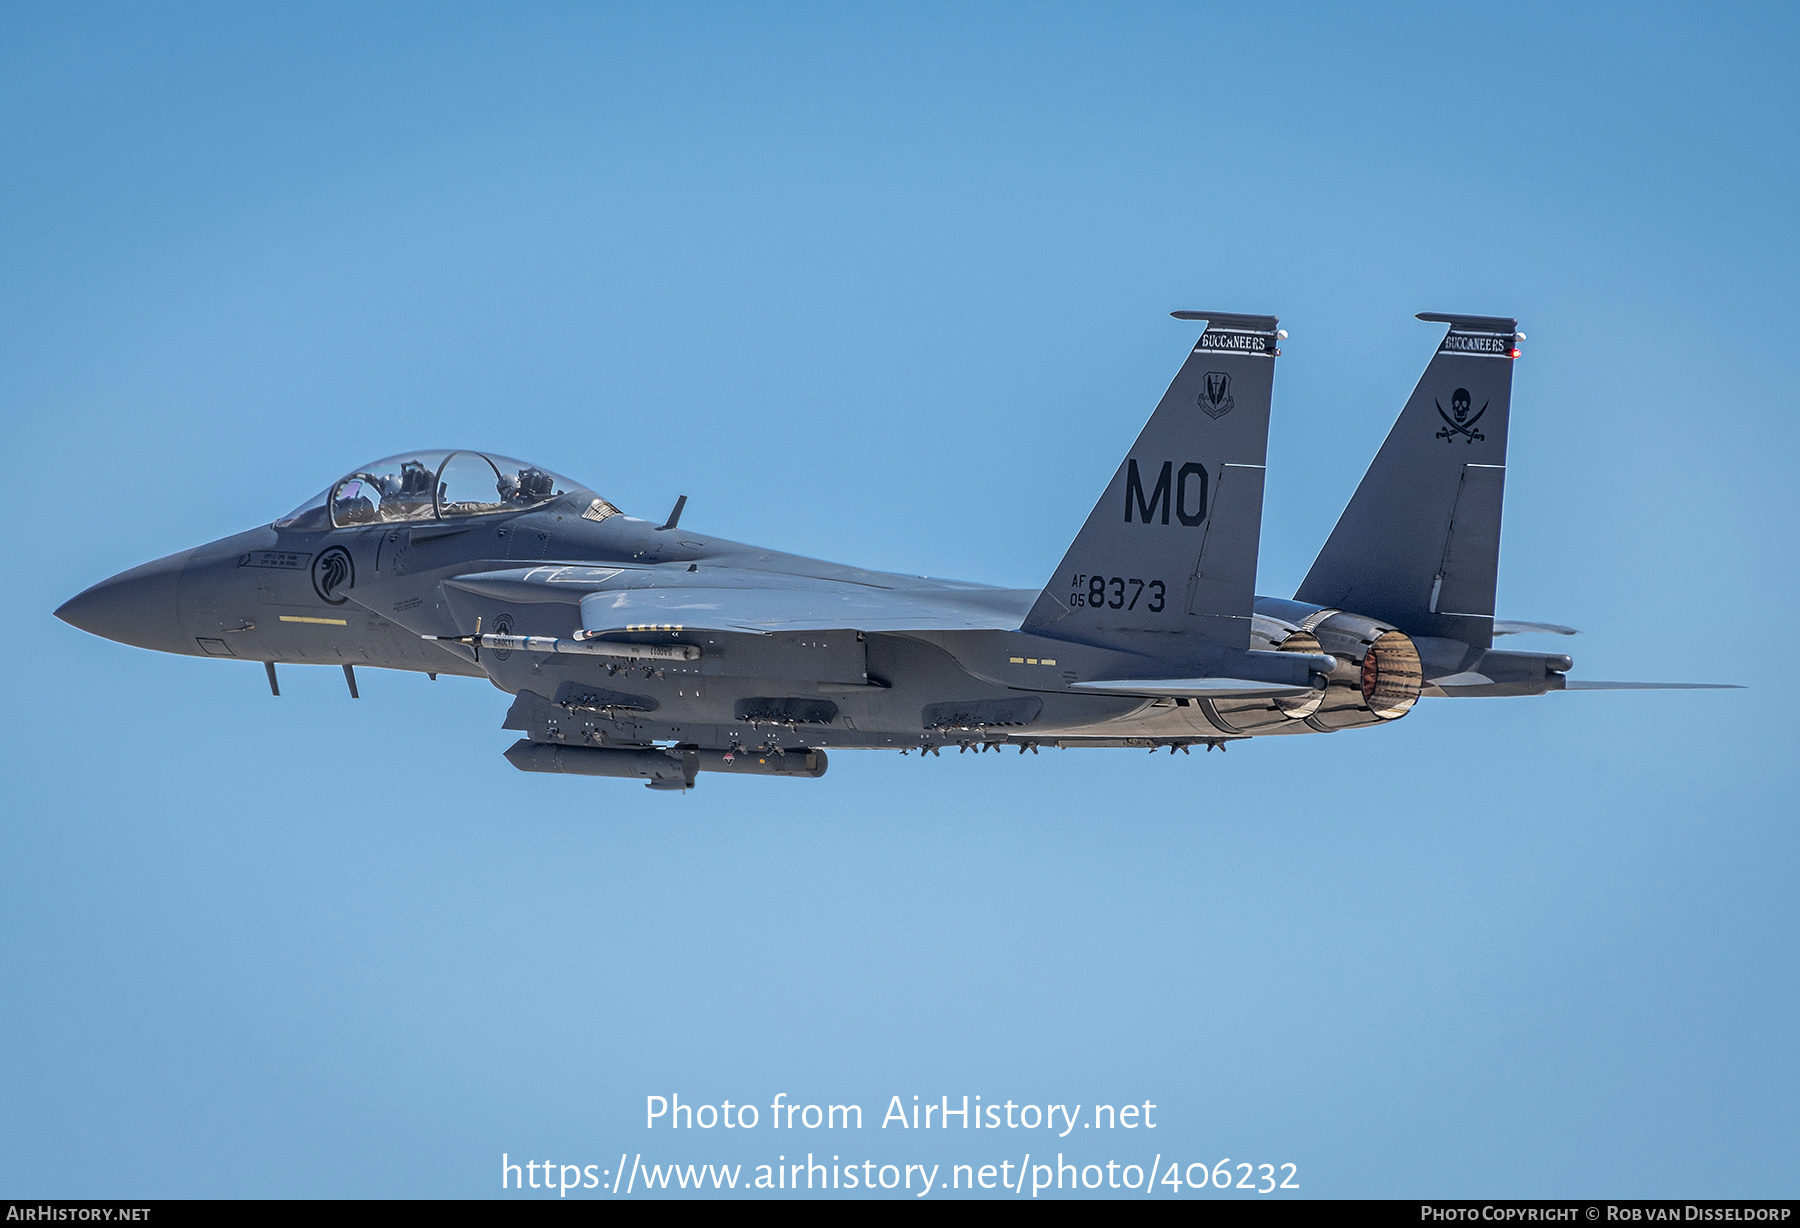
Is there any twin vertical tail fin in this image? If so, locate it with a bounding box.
[1025,311,1279,652]
[1294,312,1520,651]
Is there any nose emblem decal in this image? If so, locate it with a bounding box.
[311,546,355,604]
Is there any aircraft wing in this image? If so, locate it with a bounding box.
[439,565,1032,634]
[576,584,1025,634]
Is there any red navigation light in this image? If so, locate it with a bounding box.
[1508,348,1522,358]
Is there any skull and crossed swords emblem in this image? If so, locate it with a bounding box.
[1435,387,1487,443]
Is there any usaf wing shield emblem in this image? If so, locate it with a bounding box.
[1198,371,1235,419]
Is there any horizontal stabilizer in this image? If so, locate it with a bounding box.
[1562,680,1743,690]
[1067,677,1318,700]
[1493,620,1579,636]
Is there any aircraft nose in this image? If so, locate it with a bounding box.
[55,549,196,655]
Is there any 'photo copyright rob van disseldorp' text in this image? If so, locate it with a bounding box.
[500,1092,1301,1197]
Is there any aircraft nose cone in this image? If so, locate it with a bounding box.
[56,549,196,655]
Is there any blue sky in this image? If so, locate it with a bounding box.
[3,2,1796,1198]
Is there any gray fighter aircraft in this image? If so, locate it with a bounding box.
[56,311,1731,790]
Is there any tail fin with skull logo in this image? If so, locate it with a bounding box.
[1294,312,1521,651]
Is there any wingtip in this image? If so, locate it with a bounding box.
[1562,680,1746,691]
[1493,620,1581,637]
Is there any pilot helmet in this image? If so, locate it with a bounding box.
[396,460,433,494]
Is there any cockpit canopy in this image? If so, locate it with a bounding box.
[276,451,585,531]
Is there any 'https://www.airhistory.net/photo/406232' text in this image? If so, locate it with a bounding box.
[498,1093,1303,1197]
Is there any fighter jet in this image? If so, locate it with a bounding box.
[55,311,1732,790]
